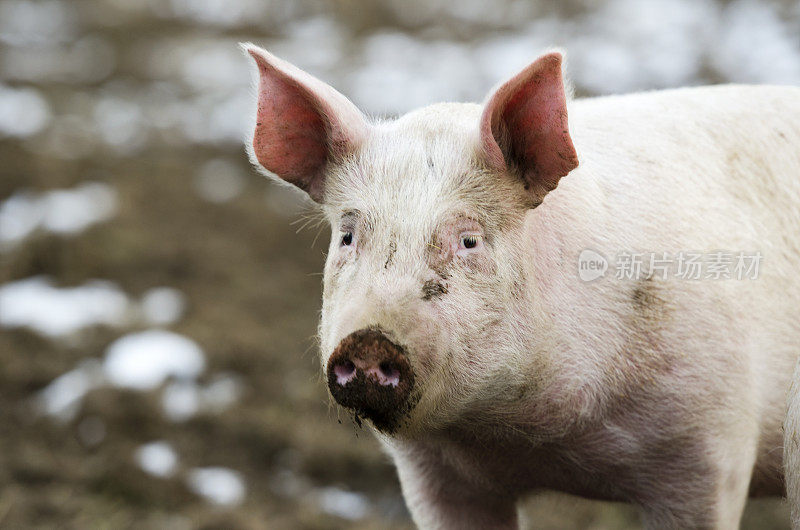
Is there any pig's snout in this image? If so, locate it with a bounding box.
[326,329,415,432]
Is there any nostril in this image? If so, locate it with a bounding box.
[334,359,356,386]
[378,361,401,387]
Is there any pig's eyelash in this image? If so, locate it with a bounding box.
[459,234,483,249]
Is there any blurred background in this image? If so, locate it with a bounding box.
[1,0,799,528]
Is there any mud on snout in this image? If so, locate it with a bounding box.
[326,328,417,433]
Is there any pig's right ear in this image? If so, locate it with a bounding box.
[242,44,368,203]
[479,52,579,205]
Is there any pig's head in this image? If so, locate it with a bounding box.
[244,44,578,436]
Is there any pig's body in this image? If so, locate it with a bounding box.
[243,45,800,529]
[376,85,800,528]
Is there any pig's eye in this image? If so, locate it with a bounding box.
[461,235,479,249]
[340,231,353,247]
[457,233,483,255]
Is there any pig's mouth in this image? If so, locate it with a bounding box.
[326,328,417,433]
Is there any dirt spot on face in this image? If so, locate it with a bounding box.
[422,279,447,300]
[384,240,397,269]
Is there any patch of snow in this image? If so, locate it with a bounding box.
[135,441,179,478]
[161,373,243,421]
[0,277,129,337]
[36,359,105,420]
[103,330,205,390]
[140,287,186,326]
[193,158,246,203]
[0,85,52,138]
[41,182,117,234]
[161,379,200,421]
[0,192,45,246]
[187,467,246,506]
[0,182,117,248]
[317,487,370,520]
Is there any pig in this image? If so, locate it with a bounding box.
[242,42,800,529]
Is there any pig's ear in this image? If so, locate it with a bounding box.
[243,44,368,203]
[479,52,578,204]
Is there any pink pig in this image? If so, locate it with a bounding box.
[243,43,800,529]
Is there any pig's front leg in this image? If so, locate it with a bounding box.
[388,442,520,530]
[635,427,759,530]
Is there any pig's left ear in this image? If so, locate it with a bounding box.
[243,44,368,203]
[480,52,579,205]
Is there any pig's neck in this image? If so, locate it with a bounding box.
[389,392,661,505]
